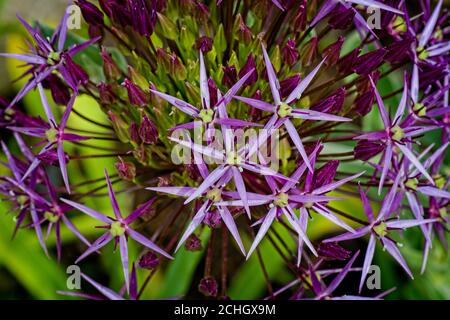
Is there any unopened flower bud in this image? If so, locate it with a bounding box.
[222,65,238,88]
[185,234,202,251]
[196,36,213,53]
[198,277,218,297]
[300,37,318,67]
[42,74,70,105]
[115,157,136,181]
[98,83,116,105]
[354,140,384,161]
[323,36,344,66]
[239,54,257,86]
[101,47,121,80]
[283,39,299,66]
[108,111,130,143]
[139,251,159,269]
[76,0,104,26]
[122,79,148,107]
[139,116,158,144]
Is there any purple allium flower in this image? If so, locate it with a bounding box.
[0,11,99,107]
[61,169,173,290]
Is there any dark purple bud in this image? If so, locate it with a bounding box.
[129,122,141,144]
[385,37,414,65]
[239,54,257,86]
[194,2,210,22]
[97,83,116,105]
[300,37,318,67]
[63,55,89,86]
[196,36,213,53]
[354,89,375,117]
[323,36,344,66]
[76,0,104,26]
[204,209,222,228]
[249,90,263,121]
[37,149,69,166]
[208,78,218,107]
[280,75,301,100]
[293,0,307,32]
[42,74,70,105]
[354,140,384,161]
[198,277,218,297]
[318,243,352,261]
[139,116,158,144]
[186,163,201,181]
[311,88,346,114]
[353,49,387,76]
[185,234,202,251]
[115,157,136,181]
[88,24,104,40]
[313,160,339,189]
[128,0,157,37]
[237,15,253,44]
[122,79,147,107]
[101,47,121,80]
[138,251,160,269]
[282,39,299,66]
[338,48,361,74]
[222,65,238,88]
[328,4,355,29]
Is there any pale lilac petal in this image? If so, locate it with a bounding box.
[30,202,49,257]
[422,142,449,171]
[289,195,342,203]
[60,93,77,129]
[127,228,173,259]
[261,44,281,105]
[283,206,318,256]
[234,96,275,112]
[81,273,124,300]
[428,42,450,57]
[286,59,325,104]
[393,74,408,124]
[220,69,256,106]
[378,143,393,195]
[358,184,375,223]
[37,82,56,124]
[61,215,91,246]
[169,121,202,131]
[369,76,390,128]
[199,51,210,109]
[174,201,209,252]
[323,226,370,243]
[246,207,277,259]
[291,109,351,122]
[125,197,156,224]
[411,64,419,103]
[359,234,376,292]
[313,204,355,233]
[387,219,437,229]
[417,186,450,199]
[310,0,338,27]
[397,144,434,184]
[76,233,113,263]
[377,172,402,222]
[61,198,113,224]
[67,37,102,56]
[150,89,199,117]
[218,206,246,255]
[104,169,123,220]
[419,0,443,47]
[147,186,195,197]
[0,53,46,64]
[119,235,129,294]
[297,208,309,266]
[313,171,365,195]
[184,166,228,204]
[284,119,313,172]
[381,237,413,279]
[232,166,251,218]
[348,0,403,14]
[215,118,262,128]
[58,142,70,194]
[169,136,225,161]
[326,250,359,296]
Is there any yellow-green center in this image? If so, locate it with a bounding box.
[47,51,61,65]
[226,151,241,166]
[433,174,445,190]
[206,188,222,202]
[273,193,289,208]
[373,222,388,237]
[44,211,60,223]
[45,128,59,143]
[439,207,447,219]
[405,178,419,190]
[199,109,214,123]
[393,16,407,33]
[391,125,404,141]
[417,46,429,61]
[110,221,126,237]
[278,102,292,118]
[413,103,427,117]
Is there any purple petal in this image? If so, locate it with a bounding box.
[150,89,199,117]
[125,197,157,224]
[419,0,443,47]
[218,206,246,255]
[326,250,359,296]
[284,119,313,172]
[0,53,46,64]
[286,59,325,104]
[220,69,256,106]
[381,237,413,279]
[313,203,355,233]
[76,232,113,263]
[378,143,393,195]
[313,171,365,195]
[397,144,434,184]
[30,202,49,257]
[417,186,450,199]
[127,228,173,259]
[81,273,124,300]
[174,201,210,252]
[348,0,403,14]
[61,198,113,224]
[61,215,91,247]
[184,166,228,204]
[234,96,275,112]
[147,186,195,197]
[369,76,391,128]
[199,51,210,109]
[291,109,351,122]
[323,226,370,243]
[310,0,338,27]
[261,44,281,105]
[104,168,123,220]
[359,234,376,292]
[283,206,318,256]
[119,235,129,294]
[246,207,277,259]
[232,167,251,218]
[358,184,375,223]
[58,142,70,194]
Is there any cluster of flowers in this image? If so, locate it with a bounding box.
[0,0,448,300]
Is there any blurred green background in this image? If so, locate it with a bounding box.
[0,0,449,300]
